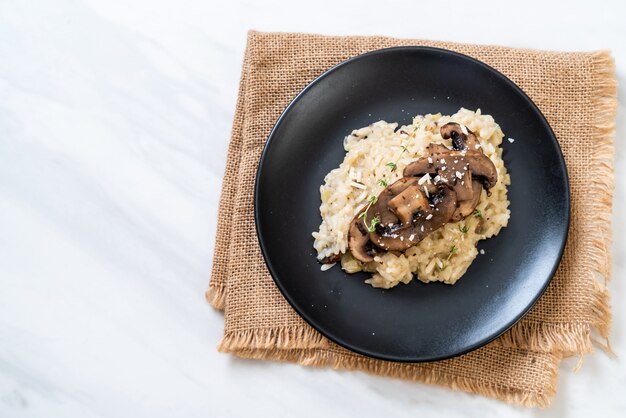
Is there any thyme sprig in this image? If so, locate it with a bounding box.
[357,195,381,232]
[386,145,410,172]
[438,246,459,271]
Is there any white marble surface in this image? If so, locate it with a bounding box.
[1,0,625,416]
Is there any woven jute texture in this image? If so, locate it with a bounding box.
[207,31,617,407]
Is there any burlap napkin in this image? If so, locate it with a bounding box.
[207,31,617,407]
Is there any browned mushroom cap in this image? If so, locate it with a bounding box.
[405,122,496,189]
[347,209,380,263]
[370,185,458,251]
[388,176,420,194]
[427,143,450,154]
[387,183,430,224]
[348,178,420,262]
[440,122,481,151]
[367,177,419,226]
[450,179,482,222]
[453,169,474,201]
[403,149,497,190]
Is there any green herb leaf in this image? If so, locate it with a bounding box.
[400,145,409,153]
[366,216,380,232]
[386,162,397,172]
[442,245,460,266]
[377,178,388,187]
[369,195,378,204]
[459,225,469,233]
[472,209,483,219]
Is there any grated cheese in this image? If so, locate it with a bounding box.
[418,173,431,185]
[320,263,336,271]
[350,181,367,190]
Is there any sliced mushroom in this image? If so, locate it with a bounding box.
[453,169,474,201]
[347,179,419,262]
[388,176,420,194]
[370,185,458,251]
[440,122,481,151]
[403,149,497,190]
[387,183,430,224]
[427,143,450,154]
[347,211,379,263]
[450,179,482,222]
[367,177,419,227]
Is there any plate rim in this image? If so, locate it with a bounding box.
[254,46,571,362]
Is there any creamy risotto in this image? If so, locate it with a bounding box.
[312,108,510,289]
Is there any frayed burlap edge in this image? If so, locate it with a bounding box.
[586,51,617,284]
[498,320,598,356]
[217,326,330,351]
[206,282,226,310]
[577,50,616,350]
[217,328,560,408]
[206,36,252,310]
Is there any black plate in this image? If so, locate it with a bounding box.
[255,47,569,362]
